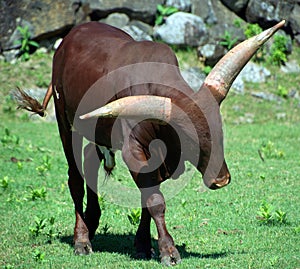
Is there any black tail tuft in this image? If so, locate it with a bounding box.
[13,87,46,117]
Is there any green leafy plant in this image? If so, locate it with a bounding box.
[256,201,288,225]
[29,216,47,236]
[220,30,238,50]
[33,249,46,263]
[1,128,20,147]
[127,208,141,226]
[274,210,287,224]
[155,4,178,25]
[277,85,289,99]
[257,201,273,224]
[28,186,47,200]
[268,34,288,66]
[45,217,59,243]
[259,141,285,160]
[29,216,58,242]
[203,65,212,75]
[244,23,263,39]
[36,155,52,176]
[2,95,16,115]
[15,26,39,61]
[0,176,10,190]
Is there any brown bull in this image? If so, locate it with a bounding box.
[15,20,285,265]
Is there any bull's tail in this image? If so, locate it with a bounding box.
[14,83,53,117]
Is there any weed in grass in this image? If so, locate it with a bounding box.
[32,249,46,263]
[98,193,106,210]
[256,201,288,225]
[259,140,285,160]
[1,128,20,147]
[276,85,289,99]
[29,216,47,237]
[29,216,58,243]
[36,155,52,176]
[127,208,141,226]
[274,210,287,224]
[2,95,16,115]
[45,217,59,243]
[257,201,273,224]
[27,186,47,201]
[102,223,111,235]
[0,176,10,190]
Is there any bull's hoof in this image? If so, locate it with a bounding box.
[74,241,93,255]
[135,248,155,260]
[160,247,181,266]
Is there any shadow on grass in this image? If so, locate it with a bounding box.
[60,233,229,261]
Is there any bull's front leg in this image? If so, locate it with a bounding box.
[136,171,181,266]
[144,188,181,266]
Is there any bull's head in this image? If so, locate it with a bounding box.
[80,20,285,189]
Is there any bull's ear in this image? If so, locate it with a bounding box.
[80,95,172,124]
[202,20,285,104]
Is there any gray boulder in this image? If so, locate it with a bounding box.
[289,3,300,45]
[220,0,250,14]
[239,62,271,83]
[101,13,130,29]
[197,43,227,66]
[181,67,206,91]
[165,0,191,12]
[154,12,208,46]
[246,0,294,27]
[122,25,153,41]
[0,0,76,51]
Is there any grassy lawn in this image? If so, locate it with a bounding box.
[0,48,299,268]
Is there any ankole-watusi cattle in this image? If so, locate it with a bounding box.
[15,20,285,265]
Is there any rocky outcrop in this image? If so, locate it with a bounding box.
[1,0,300,62]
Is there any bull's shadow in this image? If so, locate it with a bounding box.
[60,232,229,261]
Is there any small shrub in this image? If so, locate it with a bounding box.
[268,34,288,66]
[155,4,178,26]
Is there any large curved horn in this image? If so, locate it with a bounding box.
[80,95,172,124]
[204,20,286,103]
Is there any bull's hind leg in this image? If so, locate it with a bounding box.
[134,207,152,259]
[83,143,102,239]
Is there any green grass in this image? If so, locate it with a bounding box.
[0,47,300,268]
